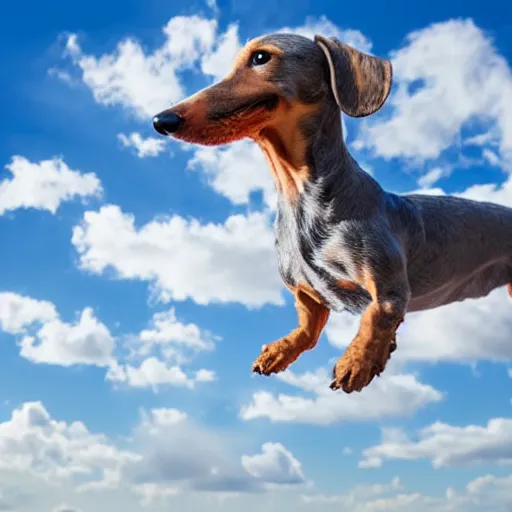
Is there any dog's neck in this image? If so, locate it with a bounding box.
[255,104,364,207]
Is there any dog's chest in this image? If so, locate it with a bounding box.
[274,207,304,287]
[274,204,371,313]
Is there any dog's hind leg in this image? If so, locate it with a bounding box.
[252,284,330,376]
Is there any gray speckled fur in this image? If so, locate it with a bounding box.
[262,34,512,318]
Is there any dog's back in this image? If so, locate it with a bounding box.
[391,193,512,311]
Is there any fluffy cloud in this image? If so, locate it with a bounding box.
[200,23,241,81]
[117,132,167,158]
[301,477,403,506]
[106,306,217,391]
[355,19,512,168]
[187,141,276,208]
[0,156,101,216]
[417,167,445,188]
[277,15,372,53]
[119,407,305,499]
[301,473,512,512]
[106,357,214,391]
[19,307,115,367]
[132,483,180,507]
[0,292,114,367]
[72,204,283,307]
[63,17,218,118]
[0,401,138,484]
[240,367,442,425]
[139,408,188,433]
[241,443,305,486]
[138,307,217,355]
[0,402,307,509]
[457,171,512,207]
[0,292,216,389]
[0,292,57,334]
[360,417,512,469]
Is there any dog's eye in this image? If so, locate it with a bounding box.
[250,50,272,67]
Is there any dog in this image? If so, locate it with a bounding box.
[152,33,512,393]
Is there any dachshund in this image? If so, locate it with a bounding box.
[152,33,512,393]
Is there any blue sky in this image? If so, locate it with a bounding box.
[1,0,512,511]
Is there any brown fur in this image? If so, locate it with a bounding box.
[254,102,317,200]
[252,282,330,375]
[331,270,403,391]
[336,279,360,292]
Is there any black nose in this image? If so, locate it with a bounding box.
[152,112,183,136]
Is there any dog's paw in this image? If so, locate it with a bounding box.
[252,339,295,376]
[330,342,391,393]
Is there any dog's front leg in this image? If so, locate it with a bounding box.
[252,285,330,375]
[330,272,409,393]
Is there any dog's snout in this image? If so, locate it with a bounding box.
[152,112,183,136]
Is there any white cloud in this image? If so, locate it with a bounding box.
[457,171,512,207]
[417,167,445,188]
[200,24,241,81]
[19,307,115,367]
[360,417,512,469]
[106,357,214,391]
[301,472,512,512]
[132,483,180,507]
[106,307,218,391]
[241,443,305,485]
[0,292,217,392]
[0,403,310,509]
[72,204,283,308]
[240,368,442,425]
[62,16,217,119]
[355,19,512,167]
[129,308,220,370]
[121,408,301,497]
[483,148,501,166]
[0,401,138,484]
[301,477,403,506]
[277,15,372,53]
[464,132,496,147]
[140,408,188,434]
[0,292,115,367]
[117,132,167,158]
[0,292,57,334]
[397,288,512,364]
[187,141,276,208]
[138,307,216,354]
[0,156,101,216]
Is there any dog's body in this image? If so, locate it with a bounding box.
[152,32,512,393]
[275,154,512,316]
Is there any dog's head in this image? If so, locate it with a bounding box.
[152,33,392,146]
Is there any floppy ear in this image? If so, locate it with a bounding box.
[314,35,392,118]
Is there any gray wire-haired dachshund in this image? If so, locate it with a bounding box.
[152,33,512,393]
